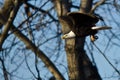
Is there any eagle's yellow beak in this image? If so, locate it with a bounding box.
[61,31,76,39]
[61,35,68,39]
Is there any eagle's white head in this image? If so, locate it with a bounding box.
[62,31,76,39]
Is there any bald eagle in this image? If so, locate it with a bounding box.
[62,12,112,41]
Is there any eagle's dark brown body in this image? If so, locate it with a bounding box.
[67,12,99,37]
[74,24,98,37]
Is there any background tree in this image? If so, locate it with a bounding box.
[0,0,120,80]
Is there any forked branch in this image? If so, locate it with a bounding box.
[91,0,105,13]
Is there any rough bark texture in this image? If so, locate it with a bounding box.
[80,0,93,13]
[73,0,102,80]
[52,0,84,79]
[52,0,78,79]
[53,0,102,80]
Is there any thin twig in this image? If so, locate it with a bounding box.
[92,42,120,76]
[26,3,58,21]
[35,55,42,80]
[24,52,37,79]
[0,57,8,80]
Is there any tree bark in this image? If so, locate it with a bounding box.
[10,24,65,80]
[0,0,65,79]
[0,0,21,49]
[51,0,79,79]
[53,0,102,80]
[73,0,102,80]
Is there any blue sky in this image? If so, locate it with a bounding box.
[0,0,120,80]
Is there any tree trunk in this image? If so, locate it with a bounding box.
[53,0,102,80]
[67,0,102,80]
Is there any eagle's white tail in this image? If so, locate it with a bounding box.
[91,26,112,30]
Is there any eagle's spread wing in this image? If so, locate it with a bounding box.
[62,12,112,41]
[66,12,99,37]
[67,12,99,26]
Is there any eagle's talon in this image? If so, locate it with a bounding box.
[90,35,98,42]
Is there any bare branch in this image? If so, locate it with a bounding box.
[91,0,105,13]
[80,0,93,13]
[92,42,120,76]
[0,0,22,49]
[52,0,72,34]
[0,57,8,80]
[35,56,42,80]
[25,2,58,21]
[24,52,37,79]
[0,0,14,24]
[10,24,65,80]
[0,0,65,79]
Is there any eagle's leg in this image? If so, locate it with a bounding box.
[90,35,98,42]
